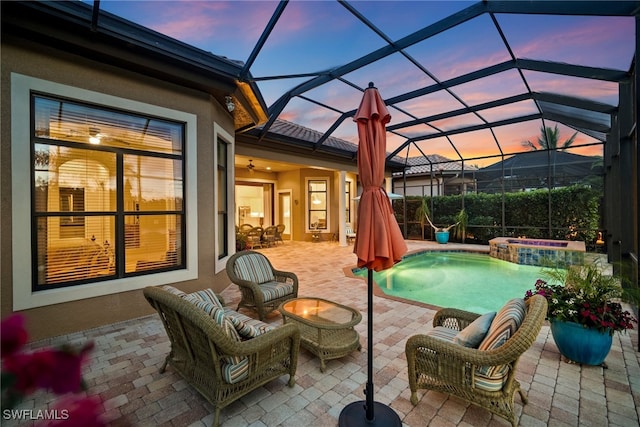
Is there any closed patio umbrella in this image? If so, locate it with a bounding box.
[339,83,407,426]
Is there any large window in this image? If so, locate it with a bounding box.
[32,95,185,289]
[308,179,328,230]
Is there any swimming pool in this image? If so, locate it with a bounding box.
[354,251,549,313]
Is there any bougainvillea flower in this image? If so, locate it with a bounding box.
[45,343,94,394]
[3,350,56,394]
[1,314,29,358]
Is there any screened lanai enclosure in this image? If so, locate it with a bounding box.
[78,1,639,295]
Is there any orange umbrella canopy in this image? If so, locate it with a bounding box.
[353,84,407,271]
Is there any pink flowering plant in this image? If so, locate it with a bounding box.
[1,313,105,426]
[524,262,638,335]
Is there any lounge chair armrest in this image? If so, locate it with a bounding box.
[405,333,515,367]
[273,269,298,283]
[433,308,481,330]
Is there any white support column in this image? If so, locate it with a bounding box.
[339,171,347,246]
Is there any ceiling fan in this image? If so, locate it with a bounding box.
[65,127,129,145]
[247,159,255,173]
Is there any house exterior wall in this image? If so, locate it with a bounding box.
[1,38,235,340]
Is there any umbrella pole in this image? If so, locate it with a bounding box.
[365,268,374,420]
[338,269,401,426]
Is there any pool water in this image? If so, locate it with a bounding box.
[356,251,547,314]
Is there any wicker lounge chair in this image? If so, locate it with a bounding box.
[405,294,547,427]
[144,286,300,427]
[226,250,299,320]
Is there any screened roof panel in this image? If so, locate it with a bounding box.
[479,100,540,123]
[352,1,477,41]
[523,71,619,105]
[277,97,344,134]
[563,144,603,158]
[447,129,501,160]
[393,91,467,120]
[393,123,439,140]
[490,121,546,155]
[302,79,364,113]
[403,14,511,81]
[84,0,636,170]
[342,52,437,99]
[496,14,636,70]
[428,112,486,133]
[412,137,461,162]
[250,1,387,78]
[537,101,611,135]
[448,70,530,107]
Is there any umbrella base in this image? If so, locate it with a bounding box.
[338,401,401,426]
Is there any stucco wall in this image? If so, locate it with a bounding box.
[1,38,235,340]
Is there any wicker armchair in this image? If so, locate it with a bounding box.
[405,295,547,427]
[226,250,299,320]
[144,286,300,427]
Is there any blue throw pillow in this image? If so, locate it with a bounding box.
[454,311,497,348]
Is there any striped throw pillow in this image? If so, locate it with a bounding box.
[185,298,245,366]
[233,253,275,284]
[474,298,526,391]
[162,285,187,298]
[186,288,224,309]
[478,298,526,352]
[221,358,250,384]
[223,308,276,339]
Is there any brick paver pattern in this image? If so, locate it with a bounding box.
[7,240,639,426]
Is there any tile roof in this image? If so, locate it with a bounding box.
[266,119,359,153]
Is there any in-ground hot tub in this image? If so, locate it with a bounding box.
[489,237,585,266]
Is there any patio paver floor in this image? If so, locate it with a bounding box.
[7,240,639,426]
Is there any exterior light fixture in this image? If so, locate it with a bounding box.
[225,96,235,112]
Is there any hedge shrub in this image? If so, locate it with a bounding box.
[396,185,600,245]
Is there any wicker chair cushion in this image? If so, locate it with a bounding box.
[478,298,526,352]
[473,298,526,391]
[232,253,275,284]
[260,281,296,302]
[184,298,246,367]
[162,285,187,298]
[223,308,276,339]
[454,311,496,348]
[187,288,224,309]
[221,357,250,384]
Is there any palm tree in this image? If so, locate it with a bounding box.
[522,124,578,150]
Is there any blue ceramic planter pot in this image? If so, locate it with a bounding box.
[435,231,449,244]
[550,320,612,365]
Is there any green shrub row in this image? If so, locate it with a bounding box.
[393,185,601,245]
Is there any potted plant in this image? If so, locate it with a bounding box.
[415,198,463,244]
[524,261,638,366]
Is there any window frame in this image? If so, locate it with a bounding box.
[214,123,235,271]
[305,177,330,232]
[11,73,199,310]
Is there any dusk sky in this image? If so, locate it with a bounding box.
[90,1,635,166]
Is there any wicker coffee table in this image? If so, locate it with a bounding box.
[279,297,362,372]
